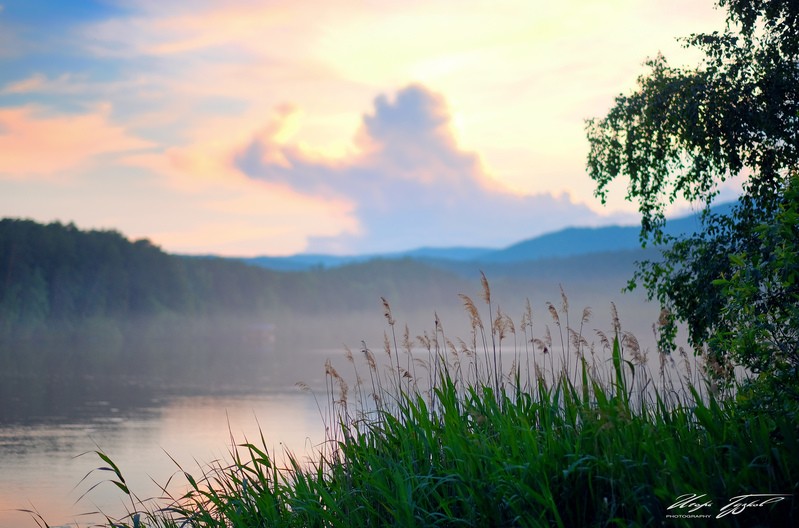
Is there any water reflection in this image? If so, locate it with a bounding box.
[0,325,328,528]
[0,389,323,528]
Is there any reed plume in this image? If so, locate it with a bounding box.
[479,270,491,306]
[459,294,483,330]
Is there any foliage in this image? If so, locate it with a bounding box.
[585,0,799,400]
[713,178,799,406]
[0,219,467,338]
[0,219,279,328]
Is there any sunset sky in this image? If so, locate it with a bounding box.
[0,0,736,256]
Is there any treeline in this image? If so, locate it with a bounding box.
[0,219,281,327]
[0,219,468,336]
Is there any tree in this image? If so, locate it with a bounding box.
[585,0,798,405]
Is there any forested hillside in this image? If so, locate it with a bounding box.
[0,219,472,337]
[0,219,288,329]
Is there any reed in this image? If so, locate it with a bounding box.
[69,280,798,527]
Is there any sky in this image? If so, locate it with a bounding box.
[0,0,736,256]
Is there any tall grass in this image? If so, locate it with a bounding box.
[71,281,797,527]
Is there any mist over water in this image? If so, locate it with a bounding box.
[0,268,668,528]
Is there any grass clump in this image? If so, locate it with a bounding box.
[75,280,798,527]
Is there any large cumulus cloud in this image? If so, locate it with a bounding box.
[236,84,606,254]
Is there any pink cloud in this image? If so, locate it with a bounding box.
[0,105,153,179]
[236,84,607,253]
[0,73,48,94]
[83,2,337,58]
[117,116,360,255]
[0,73,126,97]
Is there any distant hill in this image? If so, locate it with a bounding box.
[479,225,642,263]
[243,201,735,270]
[477,210,704,263]
[247,246,492,271]
[245,254,370,272]
[0,201,737,334]
[399,246,493,261]
[0,219,293,330]
[0,219,470,333]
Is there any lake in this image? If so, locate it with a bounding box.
[0,295,666,527]
[0,330,337,528]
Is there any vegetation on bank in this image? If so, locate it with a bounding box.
[49,284,797,528]
[0,219,282,330]
[0,218,474,338]
[586,0,799,411]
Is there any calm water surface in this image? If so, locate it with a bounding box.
[0,338,332,528]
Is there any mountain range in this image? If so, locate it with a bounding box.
[242,202,733,271]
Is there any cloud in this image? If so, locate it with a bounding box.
[116,107,359,256]
[6,1,724,256]
[0,73,48,94]
[0,104,154,179]
[236,84,609,253]
[69,0,724,212]
[0,73,122,96]
[81,1,336,58]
